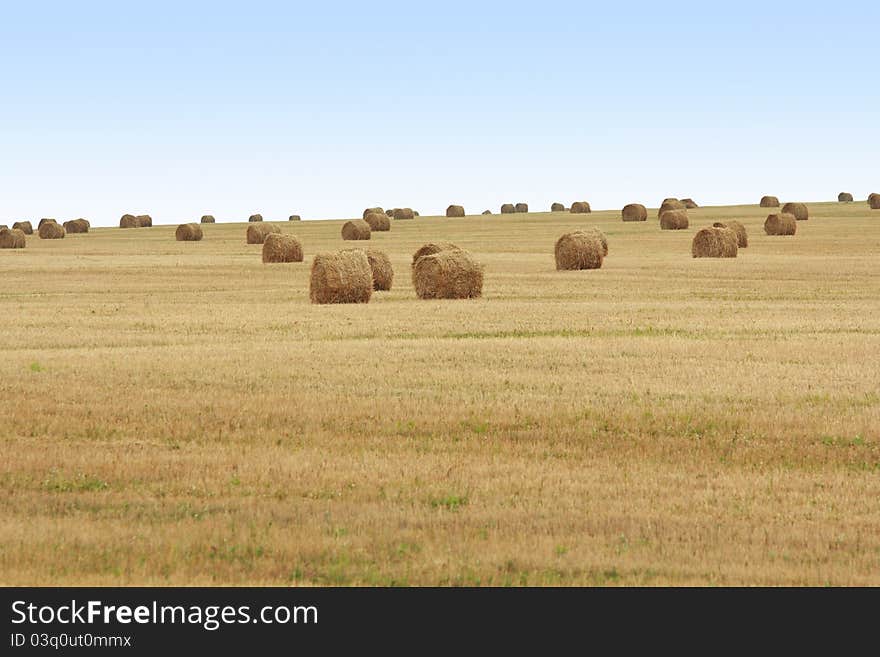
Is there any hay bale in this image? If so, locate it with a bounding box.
[658,200,686,217]
[554,231,604,270]
[63,218,90,233]
[136,215,152,227]
[12,221,33,235]
[341,219,371,240]
[175,223,203,241]
[551,202,565,212]
[0,225,6,231]
[515,203,528,213]
[482,210,492,215]
[781,202,808,221]
[764,213,797,236]
[364,212,390,232]
[838,192,854,203]
[412,242,461,266]
[760,195,780,207]
[662,197,679,205]
[309,250,373,304]
[249,214,264,222]
[38,218,56,228]
[446,204,465,217]
[120,214,138,228]
[622,203,648,222]
[681,198,698,209]
[500,203,515,214]
[38,221,65,239]
[660,209,689,230]
[869,194,880,209]
[392,208,415,220]
[246,223,281,244]
[289,215,301,221]
[414,211,420,217]
[692,226,738,258]
[570,201,591,214]
[412,249,483,299]
[262,233,303,263]
[345,248,393,290]
[0,228,26,249]
[201,215,216,223]
[362,207,384,219]
[712,221,748,248]
[385,208,395,217]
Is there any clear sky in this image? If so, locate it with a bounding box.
[1,1,877,226]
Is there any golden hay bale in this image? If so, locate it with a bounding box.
[262,233,303,263]
[869,194,880,209]
[412,241,461,266]
[120,214,138,228]
[781,202,808,221]
[446,204,465,217]
[175,223,203,241]
[658,200,686,217]
[681,198,698,209]
[364,212,390,232]
[482,210,492,215]
[622,203,648,222]
[584,226,608,256]
[341,219,371,240]
[385,208,394,217]
[660,209,689,230]
[392,207,415,220]
[662,197,679,205]
[136,215,152,227]
[38,218,56,228]
[570,201,591,214]
[500,203,515,214]
[764,213,797,236]
[760,195,780,207]
[246,223,281,244]
[412,249,483,299]
[345,248,394,290]
[554,231,604,270]
[363,207,384,219]
[63,218,90,233]
[309,250,373,304]
[201,215,216,223]
[289,215,301,221]
[38,221,65,239]
[0,228,26,249]
[515,202,529,213]
[838,192,854,203]
[12,221,33,235]
[712,220,748,248]
[249,214,263,222]
[692,226,738,258]
[551,202,565,212]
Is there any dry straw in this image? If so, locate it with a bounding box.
[660,209,689,230]
[622,203,647,222]
[712,220,748,247]
[551,202,565,212]
[246,223,281,244]
[838,192,854,202]
[309,250,373,304]
[249,214,264,222]
[570,201,591,214]
[12,221,33,235]
[446,205,465,217]
[63,219,90,234]
[482,210,492,215]
[363,207,384,219]
[411,242,460,266]
[692,226,738,258]
[262,233,303,263]
[782,202,808,221]
[681,198,698,209]
[764,213,797,235]
[38,218,56,228]
[341,219,371,240]
[554,231,604,270]
[412,249,483,299]
[201,215,216,223]
[658,200,686,218]
[38,221,65,239]
[289,215,301,221]
[175,223,203,241]
[500,203,515,214]
[136,215,152,227]
[515,203,529,213]
[0,228,26,249]
[345,248,393,290]
[760,196,780,208]
[364,212,391,231]
[392,208,415,220]
[869,194,880,209]
[120,214,139,228]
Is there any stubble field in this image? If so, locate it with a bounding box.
[2,202,879,585]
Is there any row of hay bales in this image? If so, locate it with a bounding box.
[500,203,529,214]
[839,192,880,205]
[120,214,153,228]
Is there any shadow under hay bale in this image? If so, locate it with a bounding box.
[309,250,373,304]
[0,228,26,249]
[622,203,647,222]
[570,201,591,214]
[12,221,33,235]
[38,221,65,239]
[262,233,303,263]
[175,223,203,241]
[692,226,738,258]
[341,219,371,240]
[760,195,780,208]
[412,249,483,299]
[764,213,797,235]
[446,205,465,217]
[364,212,390,232]
[660,209,689,230]
[246,223,281,244]
[554,231,605,270]
[782,202,808,221]
[713,220,748,248]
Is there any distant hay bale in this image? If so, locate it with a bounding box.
[341,219,371,240]
[554,231,604,270]
[681,198,698,209]
[309,250,373,304]
[622,203,648,222]
[262,233,303,263]
[201,215,216,223]
[12,221,33,235]
[660,209,689,230]
[246,223,281,244]
[0,228,26,249]
[515,203,529,213]
[363,207,384,219]
[781,202,808,221]
[551,202,565,212]
[345,248,393,290]
[38,218,56,228]
[760,195,780,207]
[120,214,138,228]
[175,223,203,241]
[289,215,301,221]
[570,201,591,214]
[662,198,679,205]
[385,208,394,217]
[658,200,686,217]
[692,226,738,258]
[136,215,152,227]
[482,210,492,215]
[249,214,264,222]
[838,192,853,203]
[412,249,483,299]
[63,218,90,233]
[364,212,390,231]
[869,194,880,209]
[712,220,748,247]
[38,221,65,239]
[446,204,465,217]
[412,241,461,266]
[764,213,797,235]
[392,207,415,220]
[414,211,420,216]
[500,203,515,214]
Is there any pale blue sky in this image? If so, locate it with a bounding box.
[1,1,877,225]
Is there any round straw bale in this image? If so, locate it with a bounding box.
[38,218,56,228]
[551,202,565,212]
[681,198,698,209]
[622,203,648,222]
[392,208,415,220]
[869,194,880,209]
[583,226,609,256]
[120,214,138,228]
[345,248,393,290]
[446,204,465,217]
[246,223,281,244]
[341,219,371,240]
[289,215,301,221]
[412,241,461,266]
[554,231,604,270]
[764,213,797,235]
[660,209,689,230]
[482,210,492,215]
[658,200,686,217]
[201,215,216,223]
[500,203,515,214]
[781,202,808,221]
[412,249,483,299]
[309,250,373,304]
[136,215,152,227]
[63,218,90,233]
[662,198,679,205]
[262,233,303,263]
[249,214,263,222]
[838,192,853,203]
[515,203,529,213]
[760,195,780,207]
[175,223,203,241]
[692,226,738,258]
[414,211,420,216]
[38,221,65,239]
[385,208,395,217]
[0,228,26,249]
[363,207,384,219]
[12,221,33,235]
[364,212,390,231]
[570,201,591,214]
[712,220,748,247]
